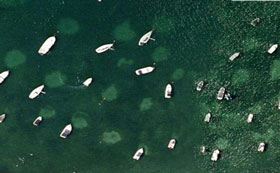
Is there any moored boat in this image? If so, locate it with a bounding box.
[229,52,240,61]
[196,81,204,91]
[211,149,220,161]
[201,146,206,153]
[0,114,6,123]
[29,85,45,99]
[138,30,155,46]
[217,87,225,100]
[33,116,43,126]
[83,78,93,87]
[278,101,280,110]
[135,66,155,75]
[250,18,260,26]
[168,139,176,149]
[60,124,72,138]
[165,83,172,98]
[38,36,56,55]
[0,70,9,84]
[132,148,144,160]
[268,44,278,54]
[95,41,115,54]
[258,142,265,152]
[247,113,254,123]
[204,113,211,122]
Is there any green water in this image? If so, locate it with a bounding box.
[1,0,280,172]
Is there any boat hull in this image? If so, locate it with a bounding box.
[95,43,114,53]
[138,30,153,46]
[29,85,45,99]
[60,124,72,138]
[135,66,155,75]
[165,84,172,98]
[38,36,56,55]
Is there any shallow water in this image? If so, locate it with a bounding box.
[1,0,280,172]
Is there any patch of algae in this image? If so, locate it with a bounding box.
[139,98,153,111]
[101,85,118,101]
[241,37,260,51]
[0,0,28,7]
[113,21,136,41]
[71,112,88,129]
[45,71,67,88]
[215,138,231,150]
[152,46,170,62]
[117,58,134,67]
[171,69,185,80]
[4,50,26,68]
[232,69,249,85]
[57,18,80,35]
[102,131,121,144]
[39,106,56,119]
[152,15,175,34]
[270,60,280,80]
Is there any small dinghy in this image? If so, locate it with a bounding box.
[29,85,45,99]
[135,66,155,75]
[60,124,72,139]
[225,93,232,100]
[211,149,220,161]
[229,52,240,61]
[33,116,43,126]
[204,113,211,122]
[217,87,225,100]
[83,78,93,87]
[165,83,173,98]
[0,114,6,123]
[0,70,9,84]
[132,148,144,160]
[268,44,278,54]
[138,30,155,46]
[250,18,260,26]
[196,81,204,91]
[201,146,206,153]
[168,139,176,149]
[95,41,115,54]
[258,142,265,152]
[247,113,254,123]
[38,36,56,55]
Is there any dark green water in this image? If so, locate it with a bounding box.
[1,0,280,172]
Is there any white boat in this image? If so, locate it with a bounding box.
[138,30,155,46]
[33,116,43,126]
[211,149,220,161]
[278,101,280,110]
[132,148,144,160]
[217,87,225,100]
[29,85,45,99]
[0,114,6,123]
[250,18,260,26]
[135,66,155,75]
[95,41,115,54]
[38,36,56,55]
[229,52,240,61]
[0,70,9,84]
[60,124,72,138]
[201,146,206,153]
[258,142,265,152]
[247,113,254,123]
[268,44,278,54]
[83,78,93,87]
[196,81,204,91]
[165,84,172,98]
[168,139,176,149]
[204,113,211,122]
